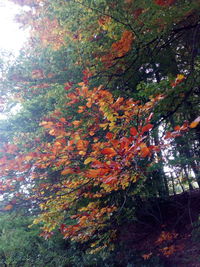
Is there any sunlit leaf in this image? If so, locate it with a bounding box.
[190,116,200,128]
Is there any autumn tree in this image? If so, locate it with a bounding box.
[0,0,199,257]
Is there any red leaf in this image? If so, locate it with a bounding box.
[64,82,73,90]
[142,124,153,133]
[155,0,176,6]
[106,132,113,140]
[130,127,138,136]
[133,8,144,19]
[164,132,172,139]
[60,224,67,233]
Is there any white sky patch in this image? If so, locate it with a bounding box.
[0,0,29,54]
[0,1,29,119]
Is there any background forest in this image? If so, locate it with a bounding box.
[0,0,200,266]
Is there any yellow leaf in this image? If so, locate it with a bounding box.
[79,151,86,156]
[24,155,33,161]
[90,242,97,248]
[84,157,95,164]
[74,134,80,141]
[99,123,108,129]
[177,74,185,80]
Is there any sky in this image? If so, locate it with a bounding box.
[0,0,28,54]
[0,1,29,119]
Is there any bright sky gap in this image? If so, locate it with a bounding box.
[0,0,28,54]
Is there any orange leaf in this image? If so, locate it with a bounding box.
[190,116,200,128]
[130,127,138,136]
[78,106,85,113]
[40,121,54,128]
[174,125,180,131]
[142,252,152,260]
[101,148,117,157]
[59,117,66,123]
[87,168,110,178]
[140,146,150,157]
[72,120,81,127]
[61,168,73,175]
[4,204,13,211]
[89,131,95,136]
[98,15,111,27]
[77,140,88,151]
[87,169,102,178]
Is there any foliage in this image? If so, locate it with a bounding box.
[0,212,117,266]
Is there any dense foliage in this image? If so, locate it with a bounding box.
[0,0,199,265]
